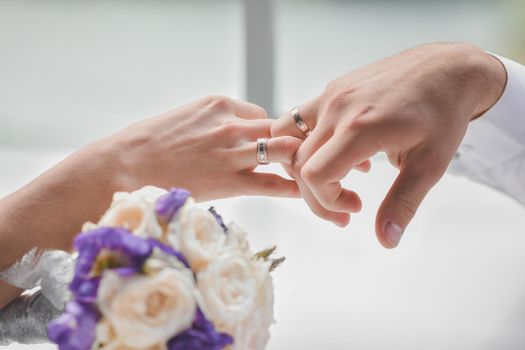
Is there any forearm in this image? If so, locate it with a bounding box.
[0,139,123,280]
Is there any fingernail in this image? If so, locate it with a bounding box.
[384,221,403,247]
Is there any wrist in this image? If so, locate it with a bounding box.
[455,44,507,120]
[89,132,152,194]
[422,43,506,122]
[474,53,507,119]
[0,141,122,272]
[29,141,125,246]
[78,137,131,194]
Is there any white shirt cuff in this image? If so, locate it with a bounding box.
[448,54,525,205]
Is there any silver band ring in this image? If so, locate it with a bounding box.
[292,106,312,137]
[256,138,269,165]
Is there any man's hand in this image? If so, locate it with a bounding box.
[272,43,506,248]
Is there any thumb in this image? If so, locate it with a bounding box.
[375,154,447,249]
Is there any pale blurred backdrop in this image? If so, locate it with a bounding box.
[1,1,525,349]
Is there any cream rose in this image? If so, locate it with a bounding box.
[97,186,166,239]
[229,260,275,350]
[197,252,275,349]
[94,318,167,350]
[97,268,196,349]
[196,251,262,330]
[176,207,226,272]
[224,222,251,254]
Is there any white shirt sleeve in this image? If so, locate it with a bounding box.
[448,55,525,205]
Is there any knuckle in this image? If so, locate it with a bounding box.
[322,84,358,112]
[324,79,344,94]
[338,116,369,134]
[269,122,280,137]
[204,95,231,111]
[202,95,221,104]
[291,160,302,176]
[282,136,301,156]
[324,92,349,114]
[270,117,287,137]
[215,121,242,137]
[300,162,323,186]
[310,204,334,222]
[337,109,381,135]
[319,198,338,212]
[252,105,267,118]
[290,153,305,175]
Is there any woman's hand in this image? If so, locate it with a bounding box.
[271,43,506,247]
[0,95,302,308]
[102,95,301,200]
[0,95,301,261]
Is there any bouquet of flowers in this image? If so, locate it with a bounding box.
[48,186,283,350]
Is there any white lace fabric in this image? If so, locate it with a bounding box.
[0,248,75,309]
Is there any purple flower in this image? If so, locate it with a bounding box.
[70,227,190,300]
[208,207,227,233]
[168,309,233,350]
[155,188,191,223]
[69,277,101,303]
[146,237,190,268]
[70,227,153,301]
[48,301,99,350]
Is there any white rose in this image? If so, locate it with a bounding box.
[197,251,274,349]
[97,268,196,349]
[94,318,168,350]
[177,207,226,272]
[98,186,166,239]
[224,222,251,254]
[143,248,188,275]
[229,260,275,350]
[197,252,275,350]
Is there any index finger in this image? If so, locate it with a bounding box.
[301,130,379,212]
[289,164,352,227]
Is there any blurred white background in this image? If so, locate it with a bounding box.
[1,0,522,149]
[1,0,524,349]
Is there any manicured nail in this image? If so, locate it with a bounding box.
[384,221,403,247]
